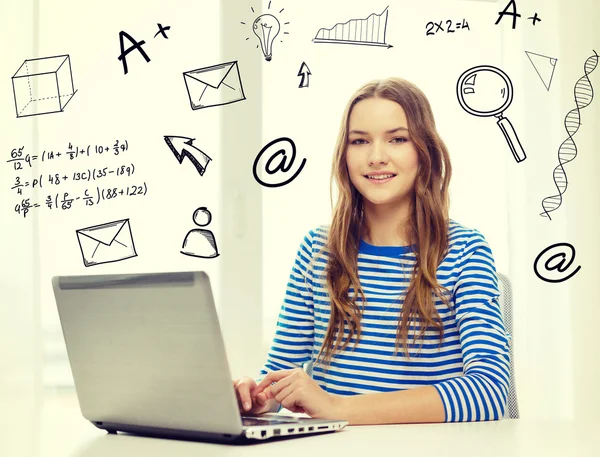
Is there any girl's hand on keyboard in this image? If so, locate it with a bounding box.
[233,376,276,415]
[252,368,344,419]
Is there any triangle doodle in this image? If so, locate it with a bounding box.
[526,51,558,91]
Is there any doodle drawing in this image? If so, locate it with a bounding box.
[76,219,137,267]
[457,65,526,163]
[298,62,311,88]
[525,51,557,91]
[313,6,392,48]
[183,61,245,110]
[241,2,290,62]
[253,137,306,188]
[181,207,219,258]
[253,14,280,62]
[12,55,77,118]
[533,242,581,283]
[541,50,598,220]
[495,0,541,29]
[164,135,212,176]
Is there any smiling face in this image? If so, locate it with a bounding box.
[345,96,420,215]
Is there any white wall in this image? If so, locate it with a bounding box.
[1,1,42,456]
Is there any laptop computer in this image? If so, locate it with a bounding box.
[51,271,348,443]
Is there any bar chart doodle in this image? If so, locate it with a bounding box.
[457,65,526,163]
[240,2,290,61]
[540,50,598,220]
[525,51,557,91]
[12,55,77,118]
[313,6,392,48]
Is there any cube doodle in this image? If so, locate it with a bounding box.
[12,54,77,118]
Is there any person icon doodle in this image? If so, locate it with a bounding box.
[180,207,219,258]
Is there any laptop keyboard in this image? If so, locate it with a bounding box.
[241,417,299,427]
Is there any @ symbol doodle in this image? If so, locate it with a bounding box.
[533,242,581,283]
[253,137,306,188]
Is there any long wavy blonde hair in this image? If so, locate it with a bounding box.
[313,77,453,375]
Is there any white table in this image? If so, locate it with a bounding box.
[4,391,599,457]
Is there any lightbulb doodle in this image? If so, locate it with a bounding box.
[313,6,392,48]
[456,65,526,163]
[241,1,290,62]
[253,137,306,188]
[540,50,598,220]
[533,242,581,283]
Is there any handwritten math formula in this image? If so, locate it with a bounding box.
[11,164,136,195]
[14,183,148,218]
[6,139,149,218]
[7,140,129,171]
[425,19,470,36]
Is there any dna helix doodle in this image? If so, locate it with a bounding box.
[541,50,598,220]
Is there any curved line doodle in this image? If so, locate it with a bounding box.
[533,242,581,283]
[540,50,598,220]
[253,137,306,188]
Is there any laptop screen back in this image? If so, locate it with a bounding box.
[52,271,243,435]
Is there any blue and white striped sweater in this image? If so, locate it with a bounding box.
[257,220,511,422]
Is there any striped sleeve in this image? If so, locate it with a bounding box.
[432,230,511,422]
[255,230,316,384]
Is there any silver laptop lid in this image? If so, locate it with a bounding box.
[51,271,244,436]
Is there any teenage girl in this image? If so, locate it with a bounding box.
[234,77,511,425]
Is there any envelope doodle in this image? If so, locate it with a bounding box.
[76,219,137,267]
[183,61,246,110]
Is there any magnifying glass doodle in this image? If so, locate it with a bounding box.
[457,65,527,163]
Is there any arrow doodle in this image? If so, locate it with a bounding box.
[298,61,311,88]
[540,50,598,220]
[164,135,212,176]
